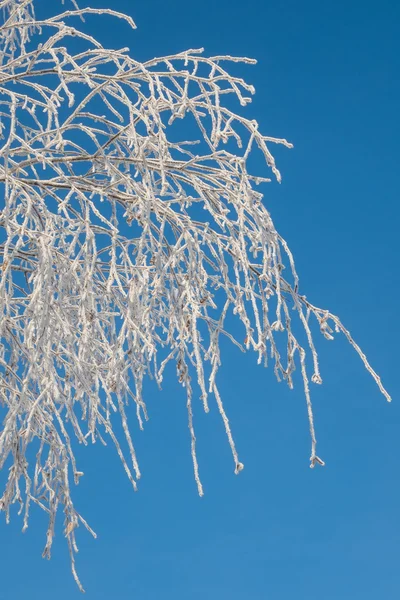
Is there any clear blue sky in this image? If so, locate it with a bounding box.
[1,0,400,598]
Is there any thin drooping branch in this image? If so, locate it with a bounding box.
[0,0,390,591]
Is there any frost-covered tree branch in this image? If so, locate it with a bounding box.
[0,0,390,591]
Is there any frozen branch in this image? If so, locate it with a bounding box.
[0,0,391,590]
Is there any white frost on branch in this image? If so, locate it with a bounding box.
[0,0,390,591]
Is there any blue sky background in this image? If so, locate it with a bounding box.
[1,0,400,598]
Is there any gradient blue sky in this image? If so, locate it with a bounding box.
[1,0,400,598]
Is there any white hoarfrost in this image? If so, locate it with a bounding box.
[0,0,390,591]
